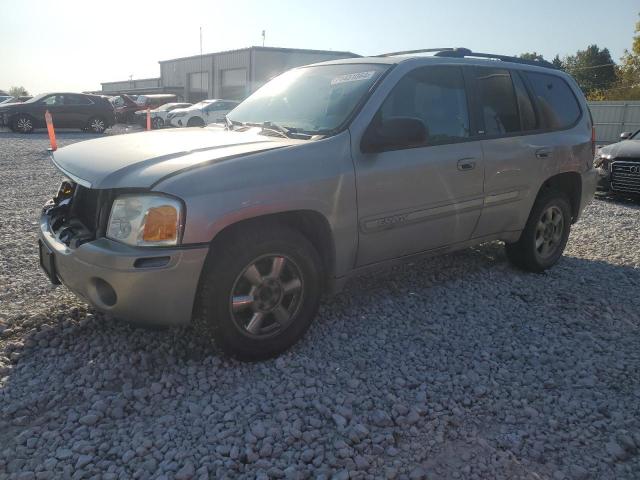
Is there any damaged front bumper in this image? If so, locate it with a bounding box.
[38,189,209,327]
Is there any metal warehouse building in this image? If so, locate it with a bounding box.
[101,46,358,103]
[160,46,358,103]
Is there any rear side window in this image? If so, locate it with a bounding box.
[474,68,520,135]
[64,94,93,105]
[524,72,581,129]
[512,72,537,131]
[379,66,470,146]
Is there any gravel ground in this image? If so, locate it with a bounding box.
[1,132,639,480]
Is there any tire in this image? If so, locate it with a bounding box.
[194,223,323,361]
[13,114,34,134]
[152,117,164,129]
[505,189,572,273]
[187,116,205,127]
[87,116,107,133]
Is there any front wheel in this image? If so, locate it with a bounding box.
[194,224,323,361]
[152,117,164,129]
[13,115,34,134]
[87,116,107,133]
[505,190,572,272]
[187,116,205,127]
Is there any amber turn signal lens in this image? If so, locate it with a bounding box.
[142,206,178,242]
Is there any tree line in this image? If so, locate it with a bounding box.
[521,14,640,101]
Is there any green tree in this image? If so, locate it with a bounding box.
[519,52,545,62]
[609,13,640,100]
[563,45,617,96]
[8,86,29,97]
[551,55,564,70]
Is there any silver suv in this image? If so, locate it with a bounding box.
[38,48,597,360]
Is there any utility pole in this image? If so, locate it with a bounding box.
[262,30,265,47]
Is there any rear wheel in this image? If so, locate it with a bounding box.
[187,116,205,127]
[87,116,106,133]
[195,224,323,361]
[505,189,572,272]
[13,115,34,134]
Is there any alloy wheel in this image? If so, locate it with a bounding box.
[535,205,564,259]
[16,117,32,133]
[90,118,105,133]
[229,254,304,338]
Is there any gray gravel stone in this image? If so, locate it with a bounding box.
[1,135,639,479]
[175,462,195,480]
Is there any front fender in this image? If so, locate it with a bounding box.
[154,132,359,277]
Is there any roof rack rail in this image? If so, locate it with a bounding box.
[375,48,456,57]
[376,47,557,69]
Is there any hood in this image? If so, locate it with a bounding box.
[51,127,300,189]
[599,140,640,159]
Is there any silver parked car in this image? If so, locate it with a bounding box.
[39,48,597,360]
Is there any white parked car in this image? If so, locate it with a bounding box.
[133,102,192,129]
[167,99,239,128]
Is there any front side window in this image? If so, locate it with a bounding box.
[205,102,224,112]
[525,72,581,130]
[42,95,64,106]
[475,68,520,135]
[228,64,389,134]
[378,66,470,146]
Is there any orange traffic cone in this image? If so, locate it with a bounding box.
[44,110,57,151]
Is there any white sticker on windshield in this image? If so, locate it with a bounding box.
[331,71,376,85]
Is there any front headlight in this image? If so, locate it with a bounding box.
[594,154,612,169]
[106,194,184,247]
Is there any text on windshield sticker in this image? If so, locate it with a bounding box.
[331,71,376,85]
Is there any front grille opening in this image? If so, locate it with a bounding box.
[47,183,105,248]
[611,160,640,195]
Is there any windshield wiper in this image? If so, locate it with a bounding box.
[228,120,317,139]
[262,121,294,138]
[224,115,245,131]
[236,121,293,138]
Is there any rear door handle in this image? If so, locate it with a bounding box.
[535,148,553,159]
[457,158,476,171]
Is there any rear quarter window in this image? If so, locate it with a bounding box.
[524,72,581,130]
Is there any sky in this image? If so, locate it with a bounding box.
[0,0,638,95]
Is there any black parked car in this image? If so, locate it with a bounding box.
[0,93,116,134]
[595,130,640,197]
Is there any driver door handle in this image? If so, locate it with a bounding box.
[457,158,476,171]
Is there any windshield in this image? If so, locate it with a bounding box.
[191,100,214,109]
[157,103,178,111]
[228,63,389,134]
[631,130,640,140]
[24,93,48,103]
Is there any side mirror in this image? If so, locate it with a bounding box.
[361,117,428,153]
[620,132,632,140]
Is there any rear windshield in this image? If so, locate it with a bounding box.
[524,72,581,130]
